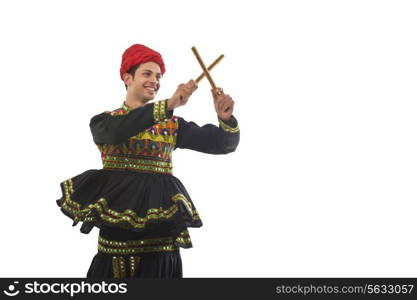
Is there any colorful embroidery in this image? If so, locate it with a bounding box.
[121,102,131,113]
[218,118,239,133]
[105,107,127,116]
[98,103,178,175]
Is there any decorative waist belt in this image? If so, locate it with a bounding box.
[102,155,173,174]
[98,235,179,255]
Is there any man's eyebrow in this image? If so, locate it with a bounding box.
[143,69,162,76]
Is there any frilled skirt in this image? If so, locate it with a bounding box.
[87,226,182,278]
[56,169,203,249]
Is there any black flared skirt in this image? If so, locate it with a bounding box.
[56,169,202,249]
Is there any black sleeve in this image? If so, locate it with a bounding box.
[175,115,240,154]
[90,99,173,145]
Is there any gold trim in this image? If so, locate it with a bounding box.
[175,229,192,245]
[129,256,141,277]
[218,118,239,133]
[112,256,124,278]
[153,101,160,122]
[98,235,179,255]
[120,257,126,278]
[172,194,194,217]
[112,257,119,278]
[159,99,167,121]
[99,235,174,247]
[103,155,172,167]
[102,155,173,174]
[103,163,172,174]
[113,255,140,278]
[153,100,168,123]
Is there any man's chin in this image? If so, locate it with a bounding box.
[146,95,157,102]
[140,96,154,103]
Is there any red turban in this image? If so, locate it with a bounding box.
[119,44,166,80]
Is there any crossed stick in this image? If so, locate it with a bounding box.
[192,46,224,95]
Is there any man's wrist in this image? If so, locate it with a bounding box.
[218,115,239,133]
[218,116,231,122]
[167,98,174,111]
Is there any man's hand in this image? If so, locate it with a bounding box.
[212,87,234,121]
[167,80,198,110]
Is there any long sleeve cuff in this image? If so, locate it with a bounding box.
[153,99,173,122]
[218,115,239,133]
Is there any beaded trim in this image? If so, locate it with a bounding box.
[61,179,94,223]
[172,193,194,217]
[153,100,168,123]
[175,229,192,247]
[60,179,201,228]
[112,255,141,278]
[112,256,126,278]
[218,118,240,133]
[129,256,141,277]
[99,235,179,255]
[102,155,173,174]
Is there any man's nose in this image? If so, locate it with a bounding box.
[149,75,158,83]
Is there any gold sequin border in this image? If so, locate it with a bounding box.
[172,193,194,217]
[175,229,192,246]
[103,155,173,174]
[98,235,179,255]
[103,163,172,174]
[218,118,240,133]
[153,99,168,123]
[129,256,141,277]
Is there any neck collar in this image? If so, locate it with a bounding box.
[121,101,132,112]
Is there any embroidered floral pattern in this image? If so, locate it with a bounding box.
[99,101,178,174]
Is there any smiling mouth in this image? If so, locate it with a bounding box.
[144,86,157,93]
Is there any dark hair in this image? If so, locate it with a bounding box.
[124,64,140,90]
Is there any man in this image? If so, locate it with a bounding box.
[57,44,240,278]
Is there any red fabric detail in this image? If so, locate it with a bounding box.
[119,44,165,80]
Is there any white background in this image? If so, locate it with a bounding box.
[0,0,416,277]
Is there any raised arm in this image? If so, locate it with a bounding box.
[90,79,198,145]
[175,116,240,154]
[90,99,172,145]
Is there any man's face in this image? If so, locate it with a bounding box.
[125,61,162,103]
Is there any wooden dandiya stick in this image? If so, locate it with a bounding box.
[191,46,219,91]
[195,54,224,84]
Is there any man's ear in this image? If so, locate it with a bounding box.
[123,73,132,86]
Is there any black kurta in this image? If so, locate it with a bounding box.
[56,99,240,278]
